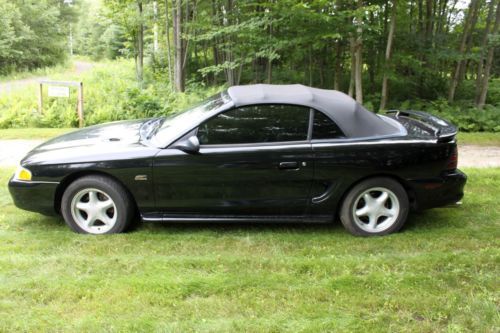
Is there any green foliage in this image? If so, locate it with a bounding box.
[2,0,499,131]
[73,0,125,60]
[0,0,76,75]
[396,99,500,132]
[0,59,223,129]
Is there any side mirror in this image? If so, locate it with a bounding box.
[172,135,200,154]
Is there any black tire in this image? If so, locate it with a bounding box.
[61,175,135,234]
[340,177,409,236]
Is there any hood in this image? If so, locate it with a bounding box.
[22,119,160,165]
[34,119,147,151]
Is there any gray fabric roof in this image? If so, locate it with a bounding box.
[227,84,401,138]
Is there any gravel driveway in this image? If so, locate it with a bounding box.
[0,140,499,168]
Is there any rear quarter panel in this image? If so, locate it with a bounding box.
[309,140,456,216]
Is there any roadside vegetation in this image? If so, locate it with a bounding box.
[1,58,499,133]
[0,63,72,84]
[0,167,498,332]
[1,0,499,133]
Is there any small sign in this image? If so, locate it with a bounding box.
[48,86,70,98]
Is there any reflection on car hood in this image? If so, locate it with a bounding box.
[35,119,147,151]
[22,119,161,166]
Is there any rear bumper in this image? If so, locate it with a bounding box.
[410,169,467,210]
[8,176,59,216]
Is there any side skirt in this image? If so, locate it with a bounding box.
[141,213,333,224]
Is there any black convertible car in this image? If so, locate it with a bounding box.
[9,84,466,236]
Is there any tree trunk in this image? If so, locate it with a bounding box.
[354,36,363,103]
[380,0,397,111]
[153,1,159,53]
[309,45,313,86]
[354,0,363,104]
[211,0,219,85]
[448,0,480,102]
[458,0,481,83]
[173,0,185,92]
[266,16,273,84]
[182,0,196,71]
[333,41,342,91]
[348,36,355,97]
[266,58,272,84]
[165,0,174,88]
[224,0,236,86]
[476,1,500,108]
[475,0,495,103]
[136,1,144,84]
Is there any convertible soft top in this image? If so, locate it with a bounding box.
[227,84,403,138]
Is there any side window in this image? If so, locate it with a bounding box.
[197,104,310,145]
[312,111,345,140]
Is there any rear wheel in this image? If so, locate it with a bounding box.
[61,175,134,234]
[340,177,409,236]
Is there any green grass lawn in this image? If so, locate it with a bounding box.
[0,128,74,139]
[457,132,500,146]
[0,168,498,332]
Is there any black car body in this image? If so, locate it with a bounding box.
[8,84,466,235]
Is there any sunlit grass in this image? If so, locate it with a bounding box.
[0,128,74,139]
[457,132,500,146]
[0,167,498,332]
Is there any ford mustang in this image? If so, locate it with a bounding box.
[8,84,467,236]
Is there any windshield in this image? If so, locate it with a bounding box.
[150,92,227,147]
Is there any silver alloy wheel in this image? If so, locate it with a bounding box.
[70,188,117,234]
[352,187,400,233]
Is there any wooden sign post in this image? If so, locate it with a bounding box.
[38,80,84,128]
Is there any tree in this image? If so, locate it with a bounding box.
[136,1,144,83]
[165,0,174,88]
[380,0,397,110]
[0,0,75,74]
[448,0,482,102]
[173,0,185,92]
[476,1,500,108]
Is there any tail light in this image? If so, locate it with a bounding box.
[446,146,458,170]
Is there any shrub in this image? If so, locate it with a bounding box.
[394,98,500,132]
[0,59,224,129]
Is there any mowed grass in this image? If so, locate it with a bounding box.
[457,132,500,146]
[0,168,499,332]
[0,128,74,140]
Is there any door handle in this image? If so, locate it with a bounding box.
[278,161,300,170]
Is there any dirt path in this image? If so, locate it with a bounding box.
[0,140,498,168]
[458,145,500,168]
[0,61,94,96]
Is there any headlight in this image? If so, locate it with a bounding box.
[14,165,32,181]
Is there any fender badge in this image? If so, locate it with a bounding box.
[135,175,148,181]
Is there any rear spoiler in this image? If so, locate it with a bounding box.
[386,110,458,142]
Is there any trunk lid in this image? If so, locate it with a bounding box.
[386,110,458,142]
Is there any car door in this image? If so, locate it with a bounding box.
[308,110,353,216]
[153,104,314,217]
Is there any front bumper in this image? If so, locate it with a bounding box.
[410,169,467,210]
[8,176,59,216]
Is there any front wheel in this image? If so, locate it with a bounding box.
[61,175,134,234]
[340,177,409,236]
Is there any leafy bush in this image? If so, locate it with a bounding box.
[395,98,500,132]
[0,59,224,129]
[1,58,498,132]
